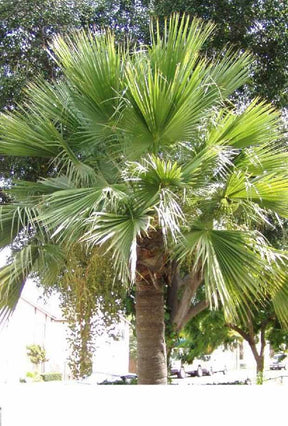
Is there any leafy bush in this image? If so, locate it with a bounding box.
[41,372,62,382]
[26,371,43,382]
[99,377,138,385]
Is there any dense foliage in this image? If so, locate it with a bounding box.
[178,309,239,364]
[40,372,62,381]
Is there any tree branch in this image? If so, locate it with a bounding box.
[259,317,272,357]
[226,321,261,361]
[171,266,203,331]
[226,323,250,342]
[179,299,209,330]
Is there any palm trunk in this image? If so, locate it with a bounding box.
[136,279,167,384]
[135,230,167,384]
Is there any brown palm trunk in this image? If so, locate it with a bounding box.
[136,279,167,384]
[135,230,167,384]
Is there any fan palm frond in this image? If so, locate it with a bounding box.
[51,30,126,148]
[272,276,288,328]
[235,142,288,175]
[207,48,252,98]
[0,242,67,321]
[206,100,281,149]
[224,171,288,218]
[0,96,97,187]
[176,227,275,318]
[0,245,37,321]
[83,210,151,281]
[149,14,215,79]
[33,244,66,288]
[122,15,253,157]
[0,204,40,249]
[0,111,60,158]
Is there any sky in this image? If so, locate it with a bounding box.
[0,246,10,268]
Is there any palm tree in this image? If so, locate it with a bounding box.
[1,14,288,384]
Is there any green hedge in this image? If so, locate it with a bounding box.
[41,372,62,382]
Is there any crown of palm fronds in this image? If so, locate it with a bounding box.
[0,14,288,324]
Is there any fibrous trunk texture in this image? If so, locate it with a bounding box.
[136,230,167,384]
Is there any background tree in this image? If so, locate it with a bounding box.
[179,310,239,364]
[53,245,127,379]
[168,306,240,376]
[0,0,96,112]
[177,279,288,385]
[226,301,281,384]
[80,0,151,43]
[26,344,48,373]
[268,321,288,353]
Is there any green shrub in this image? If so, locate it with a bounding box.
[26,371,43,382]
[41,372,62,382]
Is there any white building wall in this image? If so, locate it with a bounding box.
[0,256,131,382]
[0,292,131,382]
[0,298,67,382]
[93,319,130,375]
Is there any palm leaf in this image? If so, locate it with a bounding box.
[127,156,186,238]
[128,155,184,204]
[272,277,288,328]
[0,204,40,249]
[224,171,288,218]
[149,14,216,80]
[83,210,151,281]
[33,244,66,288]
[206,100,281,149]
[176,228,272,318]
[0,245,37,321]
[8,176,77,201]
[51,30,126,148]
[122,16,253,157]
[0,111,60,158]
[0,242,67,322]
[38,183,129,242]
[234,142,288,175]
[207,48,252,98]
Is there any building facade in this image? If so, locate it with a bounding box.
[0,282,131,383]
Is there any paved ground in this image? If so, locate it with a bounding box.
[0,372,287,426]
[170,367,288,385]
